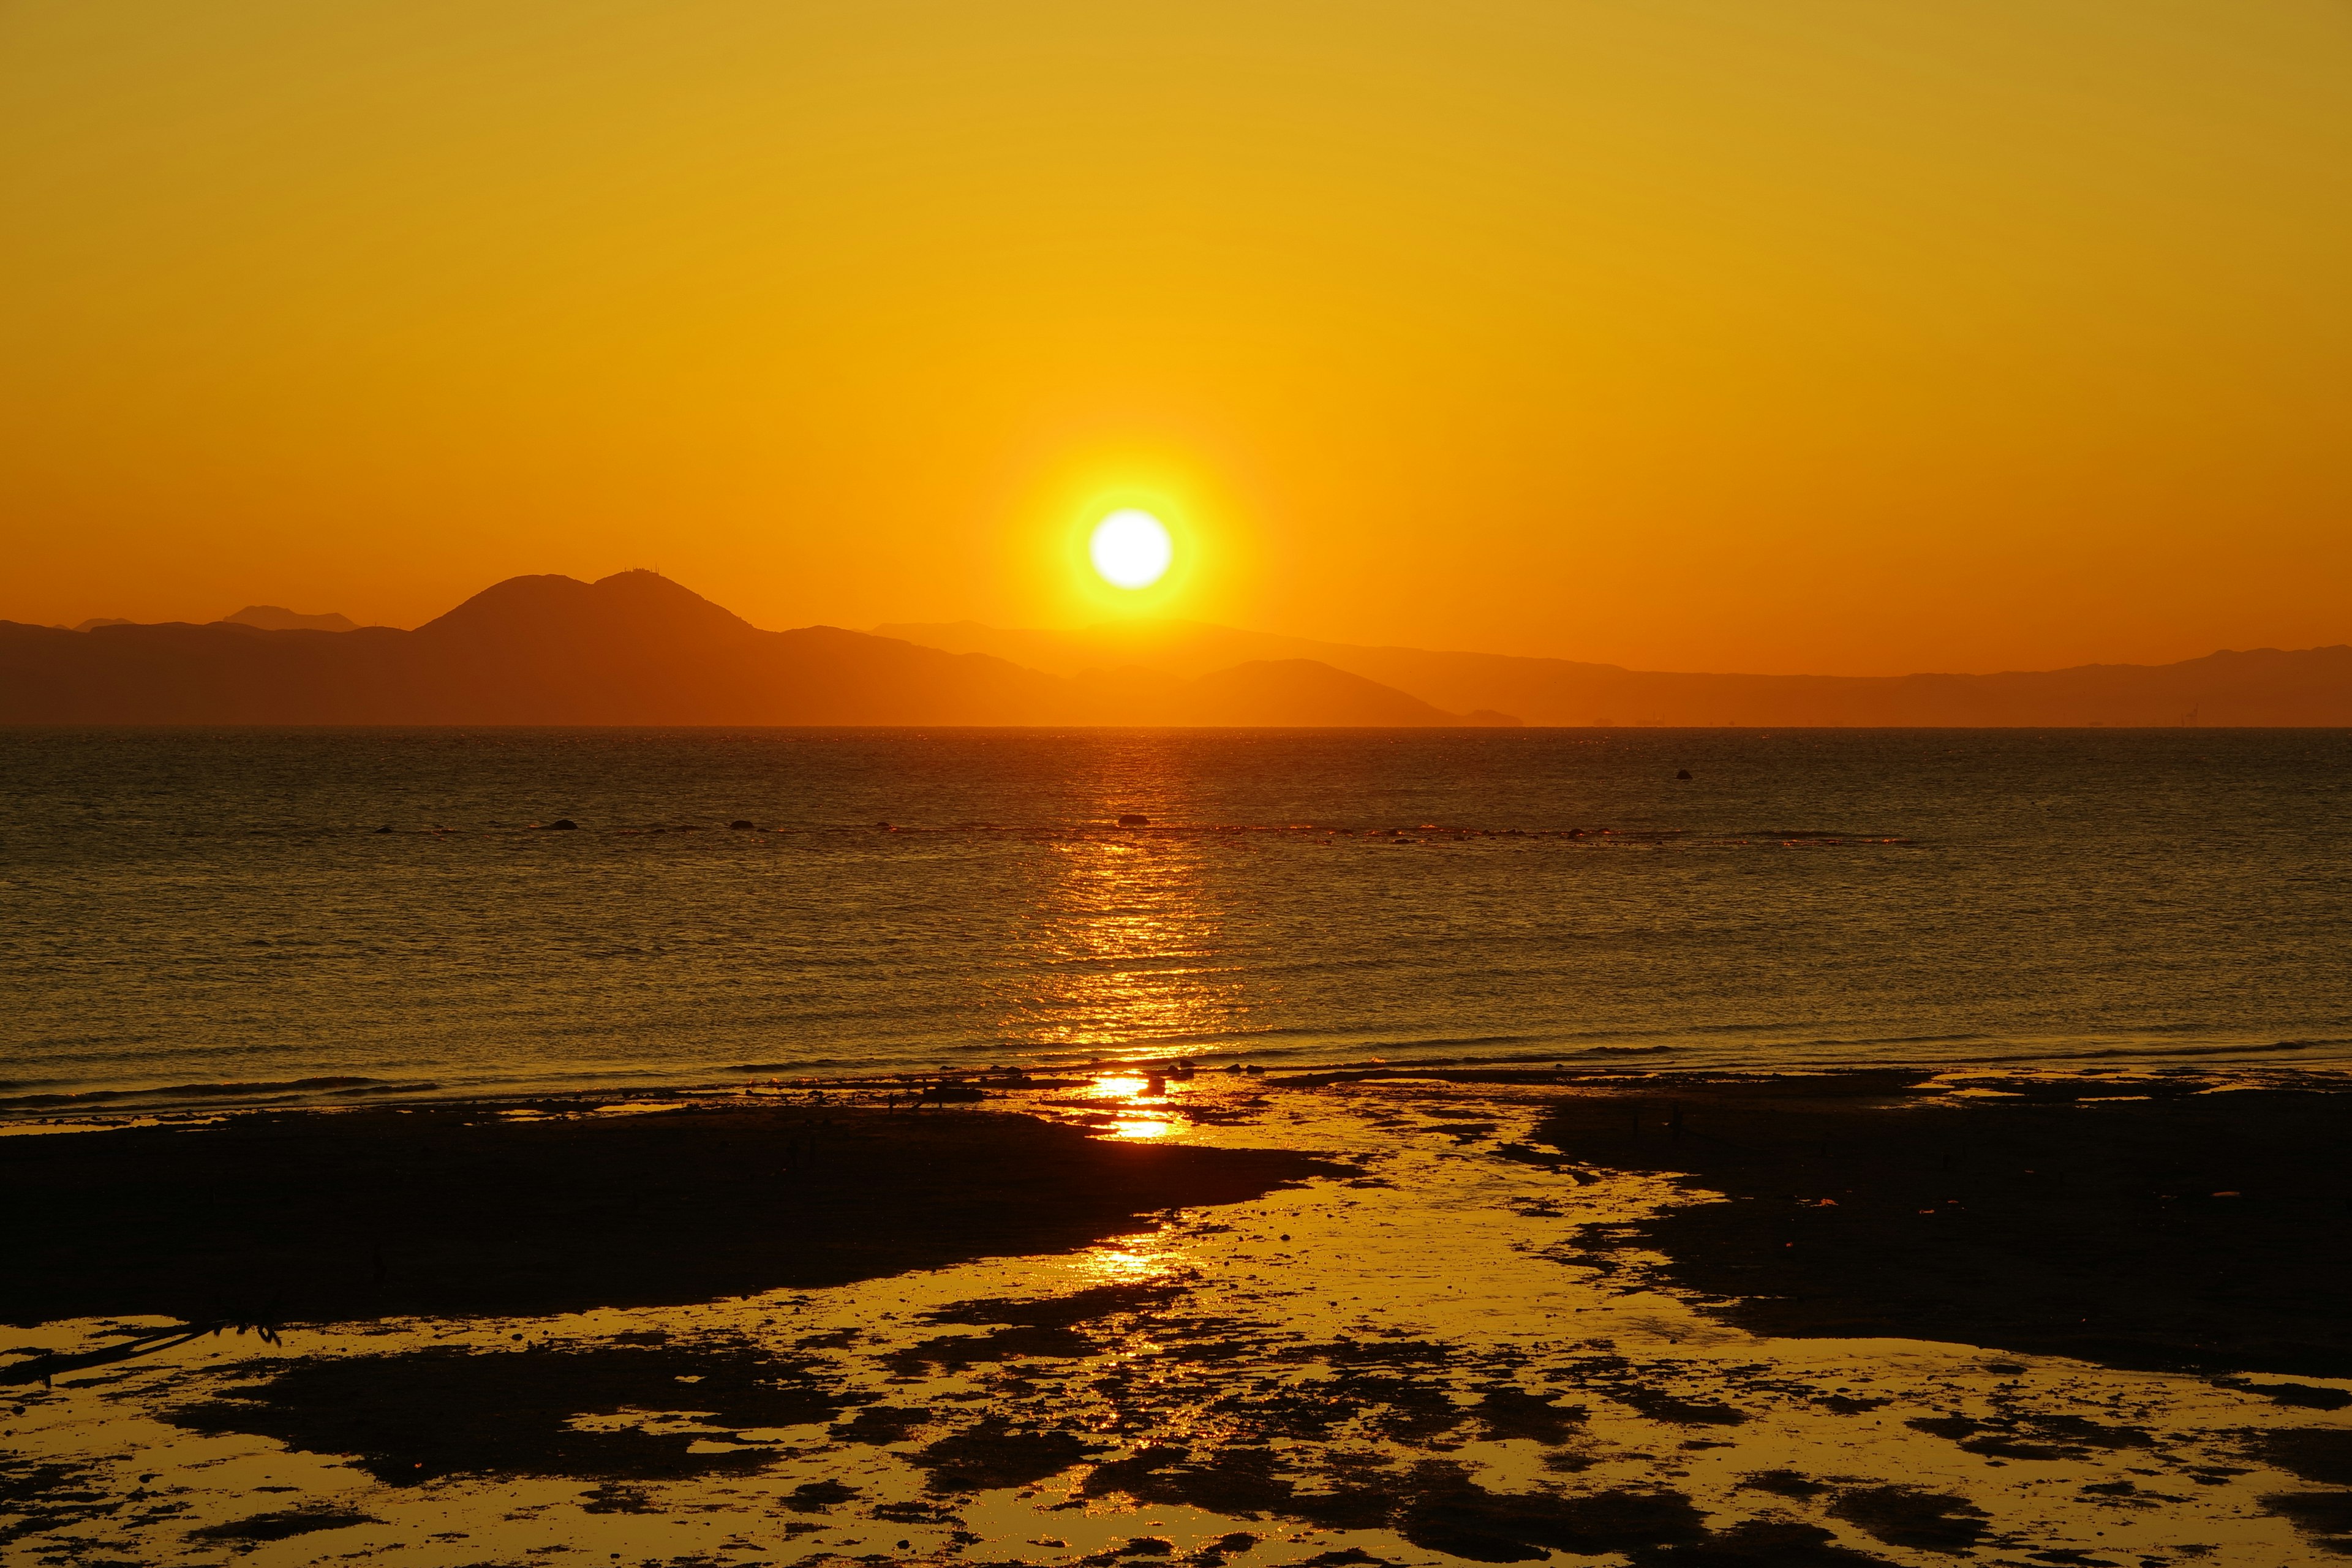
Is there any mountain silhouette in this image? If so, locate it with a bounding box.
[877,619,2352,728]
[222,605,359,632]
[0,572,1504,726]
[14,575,2345,726]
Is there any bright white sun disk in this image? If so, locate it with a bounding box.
[1090,510,1173,589]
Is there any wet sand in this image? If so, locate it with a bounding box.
[6,1071,2352,1566]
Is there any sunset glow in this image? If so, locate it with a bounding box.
[7,2,2346,673]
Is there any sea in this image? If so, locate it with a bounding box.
[3,726,2348,1116]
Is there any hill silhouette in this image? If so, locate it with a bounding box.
[223,605,359,632]
[0,572,1502,726]
[13,575,2345,726]
[878,619,2352,728]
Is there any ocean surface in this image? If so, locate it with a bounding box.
[3,726,2348,1115]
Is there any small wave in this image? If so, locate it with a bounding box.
[1341,1033,1543,1053]
[1956,1039,2340,1066]
[1780,1031,2001,1049]
[0,1075,386,1110]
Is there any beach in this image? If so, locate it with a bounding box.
[7,1066,2351,1566]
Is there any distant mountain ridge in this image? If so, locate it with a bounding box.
[8,575,2343,726]
[0,572,1506,726]
[222,605,359,633]
[68,605,360,633]
[876,619,2352,728]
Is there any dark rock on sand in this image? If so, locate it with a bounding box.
[885,1323,1099,1374]
[1385,1463,1707,1562]
[0,1454,124,1545]
[1078,1446,1724,1565]
[2258,1428,2352,1487]
[2233,1379,2352,1411]
[1605,1389,1747,1427]
[2262,1490,2352,1555]
[185,1507,381,1543]
[828,1405,933,1445]
[1082,1443,1296,1518]
[172,1336,844,1485]
[1906,1411,2151,1463]
[914,1415,1101,1492]
[1468,1387,1586,1444]
[1825,1485,1989,1552]
[1636,1519,1894,1566]
[1734,1469,1831,1499]
[884,1283,1181,1378]
[782,1479,860,1513]
[921,1281,1179,1330]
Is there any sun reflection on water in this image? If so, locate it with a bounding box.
[997,778,1248,1063]
[1077,1243,1170,1283]
[1080,1071,1186,1139]
[1108,1116,1179,1140]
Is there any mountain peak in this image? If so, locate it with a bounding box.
[419,570,757,643]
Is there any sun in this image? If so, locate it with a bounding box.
[1088,510,1173,590]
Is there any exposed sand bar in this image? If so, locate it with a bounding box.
[2,1101,1343,1327]
[1533,1071,2352,1379]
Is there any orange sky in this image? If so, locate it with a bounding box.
[4,1,2349,675]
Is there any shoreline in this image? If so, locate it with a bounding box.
[8,1038,2350,1133]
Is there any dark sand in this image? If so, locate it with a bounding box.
[1525,1071,2352,1377]
[1,1101,1341,1329]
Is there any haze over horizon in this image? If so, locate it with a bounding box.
[6,1,2350,676]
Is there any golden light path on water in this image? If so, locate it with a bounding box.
[996,756,1250,1081]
